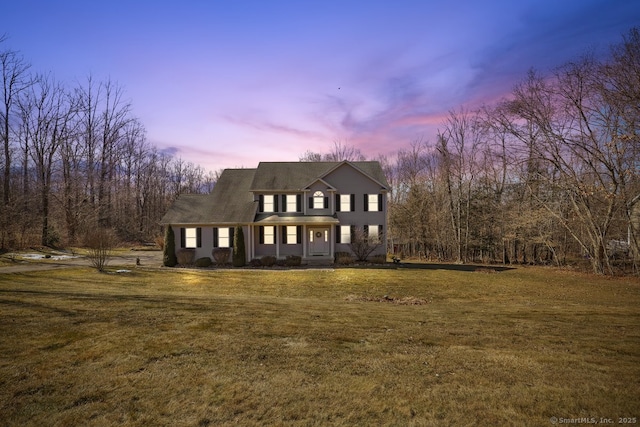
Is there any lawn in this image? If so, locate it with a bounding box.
[0,265,639,426]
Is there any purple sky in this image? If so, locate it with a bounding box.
[3,0,639,171]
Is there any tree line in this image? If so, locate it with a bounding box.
[1,36,216,249]
[303,29,640,275]
[3,28,638,275]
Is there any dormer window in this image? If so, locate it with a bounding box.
[308,191,327,210]
[313,191,324,209]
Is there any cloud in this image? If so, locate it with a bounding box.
[222,114,327,141]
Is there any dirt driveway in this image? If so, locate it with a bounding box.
[0,250,163,274]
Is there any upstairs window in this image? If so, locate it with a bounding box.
[364,194,383,212]
[283,194,301,212]
[313,191,324,209]
[260,195,275,212]
[285,194,298,212]
[337,194,354,212]
[310,191,328,209]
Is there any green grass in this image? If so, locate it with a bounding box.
[0,266,639,426]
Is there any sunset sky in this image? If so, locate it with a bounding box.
[3,0,640,171]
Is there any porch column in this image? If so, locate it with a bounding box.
[302,224,307,259]
[330,224,335,260]
[249,225,255,261]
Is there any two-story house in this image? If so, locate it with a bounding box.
[160,161,389,264]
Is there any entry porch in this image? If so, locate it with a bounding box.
[249,215,339,265]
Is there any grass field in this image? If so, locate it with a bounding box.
[0,264,639,426]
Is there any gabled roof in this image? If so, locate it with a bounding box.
[250,161,388,191]
[160,161,389,226]
[303,177,336,191]
[160,168,257,225]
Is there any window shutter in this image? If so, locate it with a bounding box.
[378,194,383,211]
[335,194,340,212]
[281,195,287,212]
[196,227,202,248]
[213,227,219,248]
[350,225,356,241]
[259,226,264,244]
[324,196,328,209]
[296,194,301,212]
[180,228,185,248]
[336,225,341,243]
[282,226,287,244]
[296,226,302,244]
[274,195,279,212]
[259,195,264,212]
[364,225,369,238]
[308,196,313,209]
[230,227,235,248]
[350,194,355,211]
[364,194,368,211]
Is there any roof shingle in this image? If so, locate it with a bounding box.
[160,169,257,225]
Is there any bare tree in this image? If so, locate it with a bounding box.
[600,28,640,272]
[19,74,76,246]
[437,108,482,263]
[299,149,323,162]
[84,227,117,272]
[300,140,366,162]
[97,79,131,227]
[504,57,629,274]
[0,38,31,246]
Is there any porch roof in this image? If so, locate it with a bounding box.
[255,215,340,225]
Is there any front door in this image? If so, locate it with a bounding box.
[309,227,330,255]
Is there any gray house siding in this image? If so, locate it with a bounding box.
[324,163,387,256]
[173,224,252,263]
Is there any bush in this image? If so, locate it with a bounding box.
[233,226,246,267]
[249,258,262,267]
[212,248,231,266]
[163,226,177,267]
[260,255,276,267]
[335,251,351,262]
[195,257,212,267]
[285,255,302,266]
[84,227,117,272]
[336,254,355,265]
[369,254,386,264]
[350,227,384,261]
[155,235,165,250]
[45,226,61,248]
[177,248,195,265]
